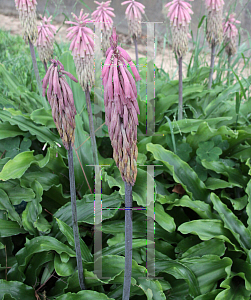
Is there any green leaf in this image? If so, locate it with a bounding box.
[22,180,43,235]
[216,276,251,299]
[0,280,35,300]
[194,290,221,300]
[137,278,166,300]
[202,160,248,188]
[54,192,123,225]
[146,143,210,203]
[181,239,226,259]
[158,118,232,134]
[155,259,201,297]
[30,108,56,128]
[55,290,115,300]
[15,236,76,275]
[178,219,239,250]
[0,219,26,237]
[211,193,251,251]
[155,202,176,232]
[0,122,24,139]
[167,195,216,219]
[205,178,235,190]
[54,253,76,277]
[0,151,50,181]
[0,189,21,224]
[0,109,62,148]
[197,141,222,161]
[56,218,93,262]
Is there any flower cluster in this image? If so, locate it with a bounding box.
[92,1,115,54]
[15,0,38,43]
[121,0,145,39]
[65,10,94,91]
[102,28,141,185]
[36,15,57,63]
[205,0,225,45]
[42,59,78,150]
[165,0,193,58]
[223,13,240,56]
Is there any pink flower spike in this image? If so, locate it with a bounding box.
[36,14,57,63]
[121,0,145,38]
[66,10,95,91]
[222,13,240,55]
[102,27,140,185]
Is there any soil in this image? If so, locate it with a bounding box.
[0,13,250,82]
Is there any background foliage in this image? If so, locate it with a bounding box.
[0,3,251,299]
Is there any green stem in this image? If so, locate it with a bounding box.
[178,56,183,121]
[208,42,216,90]
[68,144,85,290]
[122,181,133,300]
[85,89,99,166]
[228,54,231,86]
[28,39,49,109]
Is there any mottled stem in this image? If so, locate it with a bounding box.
[68,144,85,290]
[28,39,49,109]
[208,42,216,90]
[228,54,231,86]
[133,34,140,94]
[178,56,183,121]
[123,181,133,300]
[43,60,48,73]
[85,89,99,166]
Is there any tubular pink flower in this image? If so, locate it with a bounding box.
[205,0,224,11]
[121,0,145,38]
[92,1,115,54]
[42,59,78,150]
[65,9,94,91]
[15,0,38,43]
[222,13,240,55]
[102,27,141,185]
[36,15,57,63]
[165,0,194,57]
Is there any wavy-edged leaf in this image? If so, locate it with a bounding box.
[178,219,239,250]
[30,108,56,128]
[0,219,26,237]
[0,109,63,149]
[155,258,201,297]
[55,290,115,300]
[181,239,226,259]
[0,189,21,224]
[216,276,251,299]
[155,202,176,232]
[158,118,231,134]
[56,218,92,262]
[211,193,251,251]
[146,143,210,203]
[0,151,50,181]
[0,280,35,300]
[202,161,248,188]
[54,192,123,226]
[137,278,167,300]
[15,236,76,275]
[167,195,216,219]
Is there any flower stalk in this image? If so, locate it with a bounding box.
[178,56,183,120]
[66,10,99,166]
[205,0,224,89]
[165,0,193,120]
[122,0,145,93]
[42,60,85,290]
[222,13,240,86]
